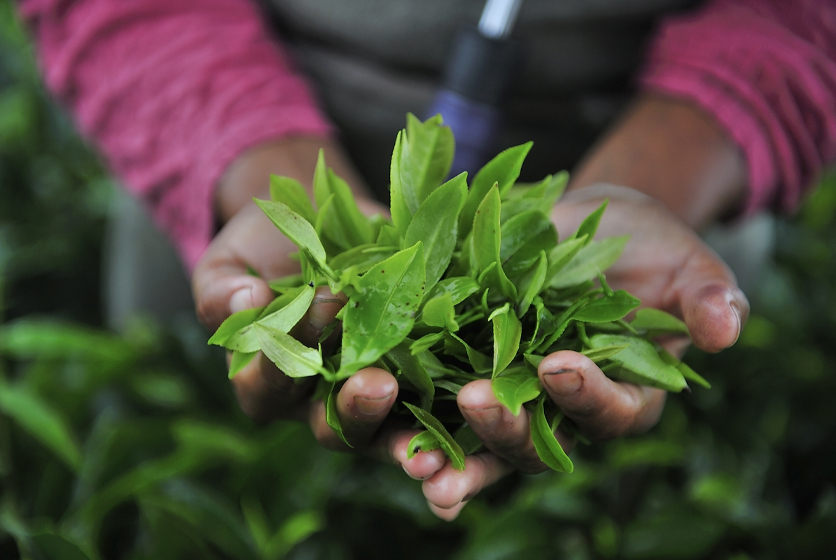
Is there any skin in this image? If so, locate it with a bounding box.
[192,92,751,521]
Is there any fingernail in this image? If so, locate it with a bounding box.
[354,394,392,417]
[230,287,254,314]
[463,406,502,429]
[729,301,742,344]
[543,369,582,395]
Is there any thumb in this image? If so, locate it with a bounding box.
[192,256,275,331]
[673,249,749,353]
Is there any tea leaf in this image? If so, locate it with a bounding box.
[500,210,554,264]
[630,308,690,336]
[386,342,434,411]
[407,431,441,459]
[339,243,426,378]
[531,398,573,472]
[572,199,608,244]
[422,293,459,332]
[253,323,324,379]
[329,244,398,273]
[208,307,264,347]
[269,175,315,224]
[490,304,522,378]
[312,149,330,208]
[573,290,640,323]
[228,351,257,379]
[389,130,411,236]
[224,285,315,353]
[517,250,548,317]
[492,366,542,416]
[444,332,492,374]
[325,382,351,447]
[453,424,484,455]
[659,349,710,388]
[473,186,517,299]
[588,334,687,392]
[254,198,333,278]
[460,142,532,238]
[401,114,454,211]
[410,331,445,355]
[581,344,628,363]
[327,168,374,248]
[550,236,629,289]
[403,403,465,471]
[424,276,480,306]
[405,172,467,294]
[543,236,587,284]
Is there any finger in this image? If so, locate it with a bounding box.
[308,367,398,451]
[428,500,467,522]
[458,380,573,474]
[673,251,749,353]
[422,453,513,510]
[193,257,275,331]
[538,351,667,440]
[231,354,313,424]
[385,429,447,481]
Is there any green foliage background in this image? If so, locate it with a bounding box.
[1,4,834,558]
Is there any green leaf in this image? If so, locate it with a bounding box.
[572,198,608,244]
[492,366,543,416]
[425,276,480,306]
[588,334,688,392]
[659,349,710,388]
[517,250,548,317]
[444,332,492,374]
[223,285,315,353]
[403,403,465,471]
[253,323,324,379]
[0,319,135,363]
[581,344,628,363]
[407,431,442,459]
[254,198,333,278]
[329,244,398,274]
[386,342,434,411]
[313,149,330,208]
[453,424,484,455]
[376,223,401,247]
[327,168,374,248]
[524,353,545,369]
[405,172,467,294]
[504,225,559,278]
[269,175,316,224]
[460,142,532,238]
[338,243,426,378]
[543,236,587,285]
[550,236,629,289]
[389,130,412,237]
[30,532,92,560]
[0,381,81,471]
[630,308,690,336]
[472,185,517,299]
[208,307,263,347]
[228,351,257,379]
[572,290,641,323]
[422,293,459,332]
[401,113,454,210]
[410,331,445,355]
[531,398,574,473]
[490,304,522,378]
[500,210,555,264]
[325,382,351,447]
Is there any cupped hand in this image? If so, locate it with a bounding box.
[419,184,749,520]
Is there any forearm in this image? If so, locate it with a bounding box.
[569,93,747,230]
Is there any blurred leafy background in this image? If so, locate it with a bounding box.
[1,2,835,558]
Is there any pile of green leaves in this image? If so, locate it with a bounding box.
[210,115,706,472]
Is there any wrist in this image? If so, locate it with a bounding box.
[568,93,747,229]
[215,136,370,224]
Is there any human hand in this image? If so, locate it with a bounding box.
[418,184,749,520]
[192,137,451,483]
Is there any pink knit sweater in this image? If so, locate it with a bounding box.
[19,0,836,270]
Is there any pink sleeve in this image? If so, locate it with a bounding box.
[639,0,836,214]
[19,0,333,270]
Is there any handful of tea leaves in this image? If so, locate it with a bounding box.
[209,115,708,473]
